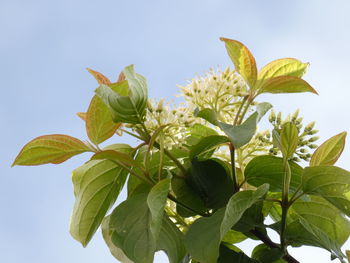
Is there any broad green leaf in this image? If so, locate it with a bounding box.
[95,65,148,124]
[310,131,347,166]
[70,144,132,246]
[245,155,303,192]
[171,177,207,217]
[186,124,218,146]
[286,197,350,261]
[218,244,259,263]
[257,58,309,88]
[184,184,269,263]
[251,244,283,263]
[302,165,350,216]
[189,158,234,209]
[222,229,247,244]
[220,37,257,88]
[86,95,121,145]
[232,200,265,233]
[258,76,317,95]
[12,134,91,166]
[102,216,134,263]
[189,135,229,160]
[156,216,187,263]
[109,180,170,263]
[219,102,272,148]
[280,122,299,159]
[194,108,219,126]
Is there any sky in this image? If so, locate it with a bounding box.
[1,0,350,262]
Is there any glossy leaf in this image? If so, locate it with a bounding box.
[310,131,347,166]
[245,155,303,192]
[257,58,309,88]
[189,158,234,209]
[70,144,132,246]
[12,134,91,166]
[302,165,350,216]
[109,180,170,263]
[219,102,272,148]
[286,197,350,261]
[280,122,299,159]
[220,37,257,88]
[95,65,148,124]
[189,135,229,160]
[184,184,269,263]
[251,244,283,263]
[258,76,317,95]
[86,95,121,145]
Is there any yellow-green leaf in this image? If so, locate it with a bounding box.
[12,134,91,166]
[346,250,350,263]
[220,37,257,88]
[310,132,347,166]
[280,122,299,159]
[258,76,318,95]
[91,150,143,170]
[86,96,121,145]
[257,58,309,88]
[76,112,87,121]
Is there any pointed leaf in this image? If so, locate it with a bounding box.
[245,155,303,192]
[87,68,111,85]
[109,179,170,263]
[189,135,229,160]
[194,108,219,126]
[91,149,143,170]
[310,132,347,166]
[77,112,87,121]
[13,134,91,166]
[95,65,148,124]
[280,122,299,159]
[184,184,269,263]
[219,102,272,148]
[220,37,257,88]
[70,144,132,246]
[257,58,309,88]
[302,165,350,216]
[258,76,317,95]
[86,95,121,145]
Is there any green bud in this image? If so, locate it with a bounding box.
[305,121,315,132]
[308,129,319,135]
[291,157,300,162]
[277,112,282,125]
[295,117,303,125]
[309,136,320,143]
[269,110,276,123]
[292,109,300,121]
[308,144,318,149]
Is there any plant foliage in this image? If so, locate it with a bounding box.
[13,38,350,263]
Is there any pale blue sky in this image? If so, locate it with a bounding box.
[2,0,350,262]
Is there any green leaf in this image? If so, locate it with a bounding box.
[91,149,143,170]
[171,177,207,217]
[280,122,299,159]
[12,134,91,166]
[109,179,170,263]
[310,131,347,166]
[102,216,134,263]
[251,244,283,263]
[189,135,229,160]
[186,124,218,146]
[257,58,309,88]
[222,230,247,244]
[219,102,272,148]
[86,95,121,145]
[194,108,219,126]
[95,65,148,124]
[232,200,265,233]
[245,155,303,192]
[189,158,234,209]
[220,37,257,88]
[69,144,132,246]
[218,244,259,263]
[156,216,187,263]
[258,76,318,95]
[286,197,350,261]
[302,165,350,216]
[184,184,269,263]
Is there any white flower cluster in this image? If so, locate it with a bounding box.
[178,67,249,123]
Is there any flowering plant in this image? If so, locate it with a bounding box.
[13,38,350,263]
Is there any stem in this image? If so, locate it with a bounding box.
[112,159,154,185]
[234,95,249,125]
[119,128,144,140]
[229,143,239,193]
[281,158,292,250]
[237,95,253,125]
[167,194,209,217]
[250,228,300,263]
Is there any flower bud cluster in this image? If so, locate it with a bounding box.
[268,109,319,161]
[178,67,249,123]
